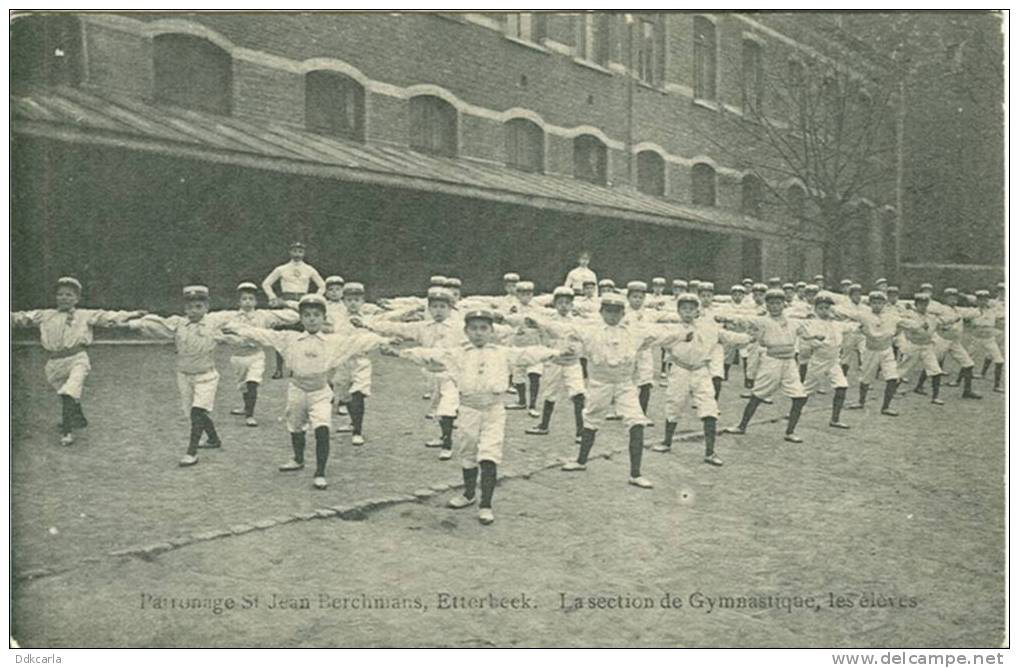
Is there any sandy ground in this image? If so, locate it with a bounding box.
[10,344,1005,647]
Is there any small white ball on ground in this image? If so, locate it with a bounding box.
[48,527,59,535]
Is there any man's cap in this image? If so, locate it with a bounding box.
[768,277,782,284]
[868,290,886,301]
[343,282,365,295]
[298,293,327,309]
[730,285,746,293]
[805,283,820,293]
[752,282,768,292]
[848,283,862,292]
[887,286,900,294]
[875,277,888,285]
[56,276,82,292]
[598,278,615,288]
[325,275,345,286]
[463,309,496,324]
[814,292,836,306]
[553,286,575,299]
[840,279,853,286]
[182,285,210,300]
[236,281,259,293]
[443,277,462,288]
[689,279,702,289]
[741,277,755,286]
[652,277,666,286]
[698,281,715,292]
[782,282,795,290]
[913,293,931,302]
[516,280,535,292]
[919,282,934,291]
[426,287,454,303]
[676,292,701,307]
[975,289,990,298]
[430,275,447,286]
[944,287,959,296]
[673,279,688,288]
[289,241,305,249]
[626,280,648,292]
[502,272,520,282]
[813,274,825,283]
[764,288,786,301]
[599,293,626,308]
[582,279,597,286]
[795,281,807,288]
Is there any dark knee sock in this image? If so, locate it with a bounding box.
[931,373,942,399]
[59,395,75,434]
[741,357,749,383]
[572,394,585,436]
[786,397,807,434]
[832,387,846,422]
[628,425,644,478]
[712,376,723,400]
[188,408,205,455]
[290,431,306,464]
[243,381,259,417]
[841,363,850,378]
[580,358,588,379]
[962,366,975,394]
[881,380,898,410]
[514,382,526,406]
[723,363,731,381]
[737,396,763,431]
[982,356,992,377]
[527,373,541,410]
[348,391,366,435]
[578,428,596,464]
[703,416,717,456]
[538,400,555,430]
[275,351,284,373]
[462,466,479,500]
[439,416,454,450]
[313,425,330,477]
[915,370,928,390]
[858,382,869,406]
[956,367,965,384]
[638,384,652,414]
[199,409,220,444]
[663,419,678,447]
[994,363,1003,388]
[799,363,808,382]
[479,460,497,509]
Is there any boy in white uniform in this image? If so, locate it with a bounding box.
[261,242,326,378]
[696,282,728,400]
[505,281,544,415]
[223,294,393,489]
[898,293,948,404]
[393,310,565,525]
[934,288,982,399]
[128,285,237,466]
[331,282,376,445]
[11,276,145,445]
[624,281,659,418]
[969,290,1005,393]
[222,281,300,426]
[797,292,858,428]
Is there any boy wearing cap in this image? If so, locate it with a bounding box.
[653,293,752,465]
[223,294,393,489]
[262,242,326,378]
[933,288,983,399]
[720,289,821,443]
[366,287,467,459]
[695,282,729,399]
[392,309,567,525]
[523,286,587,440]
[330,282,378,445]
[971,289,1005,392]
[220,282,300,426]
[503,280,544,415]
[128,285,238,466]
[738,283,769,397]
[648,277,669,311]
[898,293,948,404]
[624,280,660,418]
[797,292,860,427]
[528,293,670,489]
[12,277,145,445]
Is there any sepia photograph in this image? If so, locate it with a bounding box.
[8,8,1007,651]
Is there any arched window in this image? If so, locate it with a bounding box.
[154,33,232,114]
[11,14,83,88]
[741,174,764,217]
[305,70,364,141]
[573,134,607,185]
[693,17,717,101]
[409,95,458,157]
[741,39,764,115]
[787,183,806,224]
[691,163,716,206]
[577,14,610,66]
[636,150,665,196]
[505,118,544,173]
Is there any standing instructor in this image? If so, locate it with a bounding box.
[262,241,326,378]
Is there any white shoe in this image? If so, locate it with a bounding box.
[574,434,582,444]
[335,424,353,433]
[313,476,328,490]
[336,406,348,416]
[351,435,365,446]
[60,433,74,446]
[651,444,671,453]
[245,417,258,427]
[178,454,198,467]
[230,408,245,416]
[447,494,476,509]
[527,409,541,418]
[478,508,495,525]
[561,461,587,471]
[422,393,432,400]
[628,476,654,489]
[438,449,453,460]
[278,459,304,472]
[425,438,444,448]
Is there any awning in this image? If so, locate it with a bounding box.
[13,84,790,238]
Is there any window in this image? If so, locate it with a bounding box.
[506,13,546,42]
[154,34,232,114]
[409,95,458,157]
[693,17,717,101]
[741,174,764,217]
[578,14,610,65]
[305,70,364,140]
[11,14,83,87]
[573,134,607,185]
[636,151,665,196]
[691,163,716,206]
[787,184,806,226]
[636,17,664,86]
[742,39,764,115]
[505,118,544,173]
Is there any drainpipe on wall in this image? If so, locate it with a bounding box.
[625,13,636,190]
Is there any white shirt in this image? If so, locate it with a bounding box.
[564,266,597,293]
[262,260,325,299]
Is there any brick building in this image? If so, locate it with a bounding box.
[12,11,905,310]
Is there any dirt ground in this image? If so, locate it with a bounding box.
[10,344,1006,647]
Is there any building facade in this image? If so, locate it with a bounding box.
[12,11,906,310]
